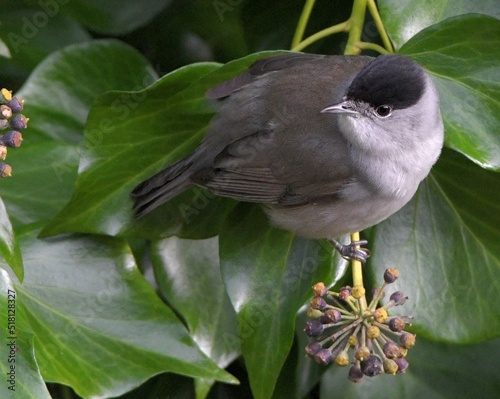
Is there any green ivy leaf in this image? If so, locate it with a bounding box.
[379,0,500,50]
[0,198,23,281]
[2,226,236,398]
[0,142,78,228]
[400,14,500,170]
[320,337,500,398]
[371,149,500,343]
[219,203,342,399]
[151,236,241,398]
[0,269,51,399]
[17,39,157,144]
[0,9,90,82]
[61,0,172,35]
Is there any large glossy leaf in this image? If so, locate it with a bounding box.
[0,9,90,85]
[40,51,288,239]
[0,142,78,227]
[61,0,172,35]
[320,337,500,399]
[219,203,343,399]
[0,226,236,399]
[400,14,500,170]
[151,236,240,399]
[17,39,158,144]
[0,269,51,399]
[370,149,500,343]
[0,198,23,281]
[378,0,500,50]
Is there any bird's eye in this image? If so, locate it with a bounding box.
[375,105,392,117]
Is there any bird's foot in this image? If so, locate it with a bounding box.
[328,238,371,263]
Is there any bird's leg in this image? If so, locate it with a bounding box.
[328,238,371,263]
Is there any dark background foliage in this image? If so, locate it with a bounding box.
[0,1,498,398]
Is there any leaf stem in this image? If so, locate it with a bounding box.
[357,41,390,54]
[292,21,349,52]
[344,0,368,55]
[366,0,394,52]
[291,0,317,49]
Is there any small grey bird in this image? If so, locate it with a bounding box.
[132,53,444,261]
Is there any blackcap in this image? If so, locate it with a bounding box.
[131,53,444,261]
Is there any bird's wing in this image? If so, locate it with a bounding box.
[206,53,326,99]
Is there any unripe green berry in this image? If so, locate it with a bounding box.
[383,358,398,375]
[351,285,365,299]
[355,345,370,361]
[366,325,380,339]
[373,307,388,323]
[335,350,350,367]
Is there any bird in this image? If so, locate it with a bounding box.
[131,53,444,262]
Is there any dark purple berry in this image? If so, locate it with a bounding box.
[383,268,399,283]
[383,341,402,359]
[348,365,364,383]
[305,342,323,357]
[9,114,28,130]
[360,355,383,377]
[310,296,327,310]
[393,357,409,373]
[314,348,332,365]
[388,317,406,332]
[320,308,341,324]
[390,291,408,306]
[6,98,23,113]
[0,131,22,147]
[304,320,323,337]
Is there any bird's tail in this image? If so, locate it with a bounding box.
[131,154,196,218]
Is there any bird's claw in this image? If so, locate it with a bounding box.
[328,239,371,263]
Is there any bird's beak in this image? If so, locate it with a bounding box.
[321,100,359,116]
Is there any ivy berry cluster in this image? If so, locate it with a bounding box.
[304,268,414,382]
[0,88,28,177]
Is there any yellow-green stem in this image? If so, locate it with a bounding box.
[291,0,317,48]
[344,0,368,55]
[366,0,394,53]
[351,232,367,311]
[357,41,390,54]
[292,21,348,52]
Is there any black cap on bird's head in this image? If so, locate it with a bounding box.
[345,55,427,110]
